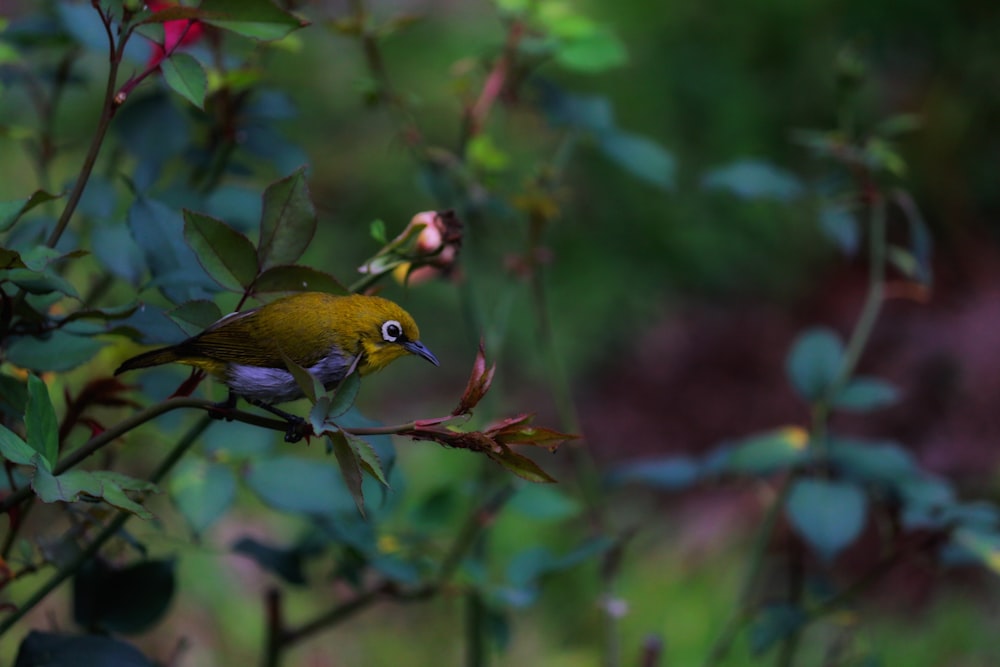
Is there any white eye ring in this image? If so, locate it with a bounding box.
[381,320,403,342]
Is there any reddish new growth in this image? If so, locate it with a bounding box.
[146,0,204,68]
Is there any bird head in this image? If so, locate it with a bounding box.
[354,296,439,375]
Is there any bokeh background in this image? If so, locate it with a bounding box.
[3,0,1000,665]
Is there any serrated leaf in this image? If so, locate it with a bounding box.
[169,458,236,534]
[786,327,844,402]
[25,375,58,471]
[785,478,867,562]
[486,445,556,483]
[199,0,308,41]
[326,370,360,418]
[258,167,317,270]
[329,429,365,516]
[0,424,36,467]
[183,210,259,291]
[160,52,207,109]
[834,377,900,412]
[347,432,388,487]
[252,264,347,295]
[281,352,322,404]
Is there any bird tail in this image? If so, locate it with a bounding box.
[114,346,184,375]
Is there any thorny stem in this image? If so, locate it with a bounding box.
[0,416,211,638]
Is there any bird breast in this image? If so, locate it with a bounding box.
[224,348,353,404]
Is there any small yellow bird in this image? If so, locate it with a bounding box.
[115,292,438,437]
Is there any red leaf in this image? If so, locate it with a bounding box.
[453,340,496,416]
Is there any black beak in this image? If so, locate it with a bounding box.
[402,339,439,366]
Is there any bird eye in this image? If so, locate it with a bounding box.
[381,320,403,342]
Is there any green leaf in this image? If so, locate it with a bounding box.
[554,29,627,72]
[0,267,80,298]
[722,427,810,475]
[893,190,932,284]
[73,559,176,634]
[326,370,360,419]
[749,604,806,656]
[508,485,581,521]
[183,210,259,291]
[486,445,556,483]
[167,299,223,336]
[14,632,155,667]
[0,424,36,467]
[160,52,207,109]
[199,0,308,41]
[257,167,317,270]
[169,458,236,534]
[6,331,106,372]
[0,189,62,232]
[245,456,356,516]
[598,130,675,191]
[834,377,900,412]
[252,264,347,295]
[702,160,804,201]
[953,527,1000,575]
[369,219,387,244]
[467,134,510,172]
[283,352,322,404]
[608,456,700,490]
[785,478,867,562]
[819,203,859,255]
[785,327,844,402]
[827,438,918,488]
[329,429,365,516]
[25,375,58,471]
[31,467,154,519]
[347,432,389,487]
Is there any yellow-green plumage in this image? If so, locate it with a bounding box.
[115,292,438,404]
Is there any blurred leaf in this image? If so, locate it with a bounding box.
[864,138,906,177]
[92,223,146,284]
[508,485,581,521]
[554,29,627,72]
[722,427,810,475]
[329,429,365,516]
[952,527,1000,575]
[786,478,867,562]
[819,203,859,255]
[608,456,700,490]
[232,536,312,585]
[369,219,387,244]
[245,455,356,516]
[199,0,308,41]
[598,131,675,190]
[467,134,510,172]
[160,52,207,109]
[73,559,176,634]
[827,438,918,488]
[128,196,214,303]
[113,303,189,345]
[168,299,223,336]
[899,475,956,529]
[0,424,36,467]
[204,185,263,232]
[834,377,899,412]
[0,190,62,232]
[702,159,804,201]
[183,210,259,291]
[25,374,58,470]
[6,331,106,372]
[258,167,317,270]
[56,2,147,62]
[749,604,806,656]
[541,89,614,132]
[114,94,190,187]
[893,189,933,284]
[252,264,347,295]
[786,327,844,402]
[169,458,236,534]
[0,266,79,298]
[14,631,154,667]
[876,113,921,138]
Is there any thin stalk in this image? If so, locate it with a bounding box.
[465,592,487,667]
[0,416,211,637]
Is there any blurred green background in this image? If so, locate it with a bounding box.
[3,0,1000,665]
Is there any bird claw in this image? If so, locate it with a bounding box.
[284,418,312,443]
